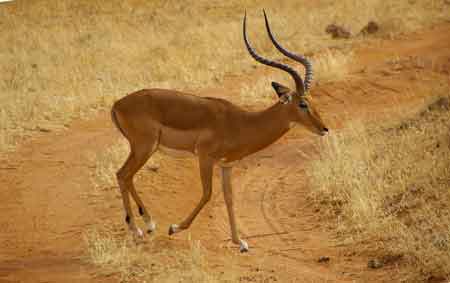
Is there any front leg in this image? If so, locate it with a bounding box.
[221,166,248,252]
[168,155,214,235]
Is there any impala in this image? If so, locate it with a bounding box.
[111,11,328,252]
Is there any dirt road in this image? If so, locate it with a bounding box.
[1,23,449,282]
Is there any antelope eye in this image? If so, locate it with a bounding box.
[299,101,308,109]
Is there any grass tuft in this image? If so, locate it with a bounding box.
[83,227,149,282]
[84,226,235,282]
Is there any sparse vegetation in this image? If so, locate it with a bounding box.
[309,92,450,281]
[84,226,235,282]
[84,227,157,282]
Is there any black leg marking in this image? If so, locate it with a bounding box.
[125,215,130,224]
[138,206,144,216]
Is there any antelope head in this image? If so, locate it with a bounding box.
[243,10,329,136]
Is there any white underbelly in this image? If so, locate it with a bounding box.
[218,159,240,167]
[157,144,197,158]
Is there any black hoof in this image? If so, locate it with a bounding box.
[239,240,249,253]
[240,247,249,253]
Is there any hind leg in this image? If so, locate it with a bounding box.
[116,139,156,239]
[129,177,157,234]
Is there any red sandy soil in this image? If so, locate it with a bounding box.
[0,23,449,283]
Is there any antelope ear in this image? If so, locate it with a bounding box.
[272,82,291,98]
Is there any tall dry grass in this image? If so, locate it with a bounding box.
[1,0,449,152]
[309,91,450,281]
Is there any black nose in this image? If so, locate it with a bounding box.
[323,127,329,132]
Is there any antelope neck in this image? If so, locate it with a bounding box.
[239,102,291,155]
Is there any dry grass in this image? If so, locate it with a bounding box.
[83,226,236,282]
[309,91,450,281]
[83,227,151,282]
[91,141,128,190]
[1,0,449,152]
[239,71,289,106]
[313,50,354,84]
[91,141,160,190]
[84,228,121,266]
